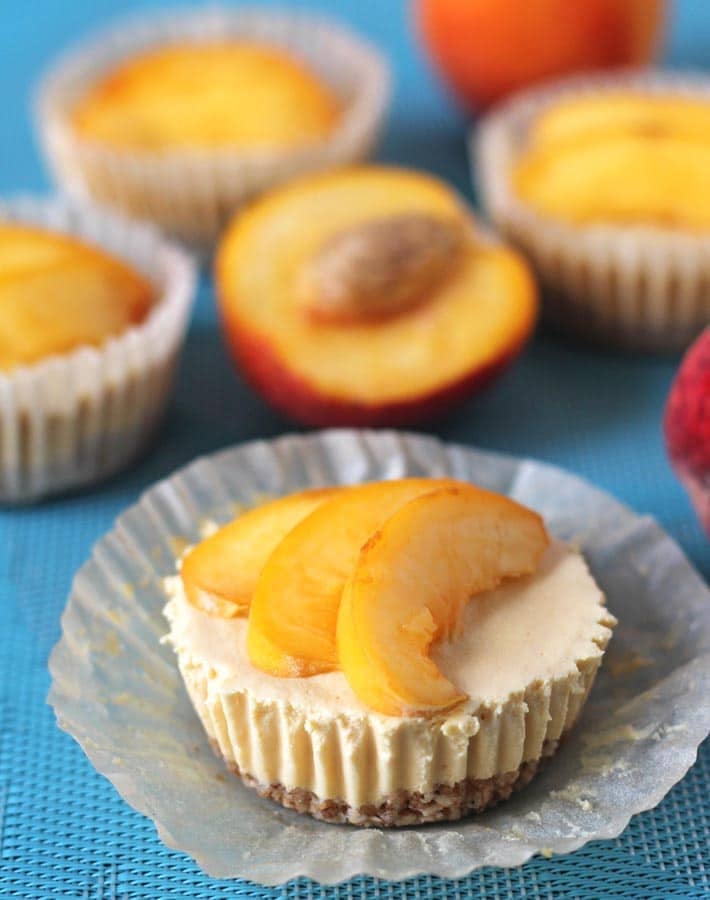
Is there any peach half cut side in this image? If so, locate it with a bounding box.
[216,166,538,427]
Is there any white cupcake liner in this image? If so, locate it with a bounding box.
[0,197,196,502]
[168,640,605,816]
[474,69,710,353]
[35,7,391,251]
[48,430,710,882]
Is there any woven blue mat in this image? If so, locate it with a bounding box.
[1,1,709,897]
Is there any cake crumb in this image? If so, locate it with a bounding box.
[580,751,631,776]
[652,723,687,741]
[609,654,653,677]
[102,632,122,657]
[199,518,220,539]
[168,536,189,559]
[583,723,654,749]
[550,786,595,811]
[525,811,541,823]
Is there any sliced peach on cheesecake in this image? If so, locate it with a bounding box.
[337,485,549,717]
[216,166,538,427]
[180,486,341,618]
[247,478,457,676]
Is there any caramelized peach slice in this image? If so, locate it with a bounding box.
[515,93,710,230]
[72,43,340,151]
[337,485,549,717]
[528,94,710,154]
[247,478,457,676]
[0,224,153,371]
[180,487,341,618]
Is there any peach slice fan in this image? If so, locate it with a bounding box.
[247,478,459,676]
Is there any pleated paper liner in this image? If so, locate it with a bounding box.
[0,197,195,502]
[49,430,710,882]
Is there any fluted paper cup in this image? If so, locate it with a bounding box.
[35,7,391,252]
[0,197,195,502]
[48,430,710,882]
[474,70,710,353]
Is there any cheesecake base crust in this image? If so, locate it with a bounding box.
[212,736,560,827]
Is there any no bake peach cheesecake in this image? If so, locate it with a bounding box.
[477,75,710,351]
[71,43,341,154]
[36,10,390,247]
[0,201,194,503]
[163,479,615,827]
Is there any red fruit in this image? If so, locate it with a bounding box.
[664,327,710,537]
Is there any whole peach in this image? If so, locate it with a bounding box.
[416,0,666,111]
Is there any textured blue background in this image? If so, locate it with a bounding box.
[1,1,709,897]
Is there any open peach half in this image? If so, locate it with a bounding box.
[247,478,456,677]
[180,487,341,618]
[337,484,549,717]
[216,166,538,427]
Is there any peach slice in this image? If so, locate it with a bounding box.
[72,43,340,152]
[247,478,457,676]
[337,485,549,716]
[527,94,710,154]
[0,223,153,371]
[514,93,710,230]
[180,487,341,618]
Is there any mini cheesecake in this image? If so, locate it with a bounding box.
[163,480,615,827]
[476,73,710,352]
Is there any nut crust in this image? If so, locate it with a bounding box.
[211,736,560,827]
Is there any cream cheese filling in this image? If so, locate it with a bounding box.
[164,540,614,717]
[163,538,616,805]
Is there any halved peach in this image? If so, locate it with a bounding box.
[216,166,538,427]
[337,485,549,716]
[247,478,456,676]
[180,487,341,618]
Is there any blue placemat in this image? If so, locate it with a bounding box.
[1,1,709,897]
